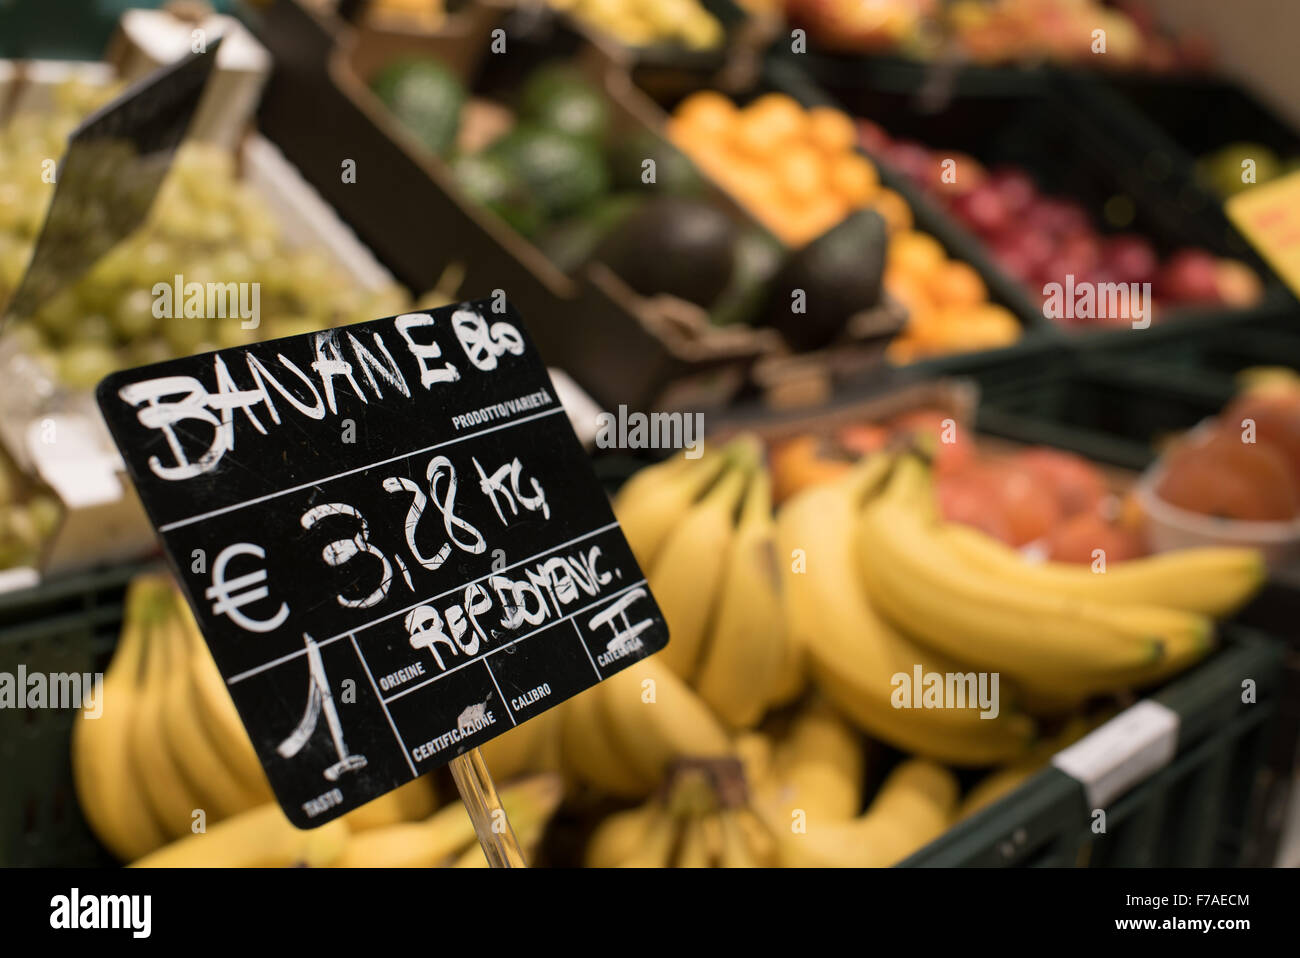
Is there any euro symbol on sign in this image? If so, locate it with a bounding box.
[204,542,290,633]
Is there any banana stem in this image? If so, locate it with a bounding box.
[449,749,526,868]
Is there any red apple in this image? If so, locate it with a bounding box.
[950,183,1011,236]
[986,167,1037,217]
[888,140,937,187]
[990,226,1055,279]
[1058,231,1102,275]
[1101,234,1158,286]
[1157,248,1222,304]
[1027,197,1091,238]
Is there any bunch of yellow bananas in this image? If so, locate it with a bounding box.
[856,452,1266,712]
[616,435,801,724]
[132,774,563,868]
[585,762,778,868]
[585,699,959,868]
[557,436,799,799]
[780,454,1036,763]
[71,575,275,861]
[73,572,460,863]
[747,701,958,867]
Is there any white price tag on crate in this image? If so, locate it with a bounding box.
[1051,700,1180,809]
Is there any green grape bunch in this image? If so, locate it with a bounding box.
[0,79,414,391]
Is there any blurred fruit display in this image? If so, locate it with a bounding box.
[784,0,1214,71]
[858,119,1265,326]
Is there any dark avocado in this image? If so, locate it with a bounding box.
[759,209,887,351]
[609,130,705,197]
[709,226,785,327]
[537,193,645,274]
[592,196,738,307]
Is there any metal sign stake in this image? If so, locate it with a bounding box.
[449,749,526,868]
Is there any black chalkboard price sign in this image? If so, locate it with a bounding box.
[96,299,669,829]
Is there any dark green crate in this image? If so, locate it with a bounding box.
[0,562,150,867]
[1073,307,1300,401]
[903,628,1286,867]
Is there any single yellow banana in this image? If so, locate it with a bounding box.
[959,713,1103,820]
[717,808,766,867]
[939,521,1266,618]
[780,456,1034,764]
[859,457,1183,687]
[650,462,751,680]
[694,469,787,729]
[585,803,661,868]
[732,806,778,866]
[735,730,775,792]
[597,656,734,784]
[764,626,807,708]
[71,576,169,862]
[131,802,349,867]
[774,759,957,867]
[559,687,656,798]
[129,591,206,840]
[156,600,265,820]
[762,700,865,823]
[343,775,439,831]
[335,799,477,867]
[613,451,729,568]
[675,814,715,868]
[336,774,562,867]
[175,597,273,799]
[617,806,678,868]
[478,705,564,783]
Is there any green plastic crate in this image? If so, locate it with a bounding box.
[902,627,1286,867]
[0,562,149,867]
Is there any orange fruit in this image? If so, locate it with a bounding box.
[722,160,781,208]
[803,194,850,241]
[888,230,947,277]
[674,91,737,138]
[872,188,913,234]
[884,267,938,316]
[806,106,857,154]
[827,152,880,206]
[743,93,808,142]
[775,143,828,201]
[955,303,1021,347]
[929,259,988,308]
